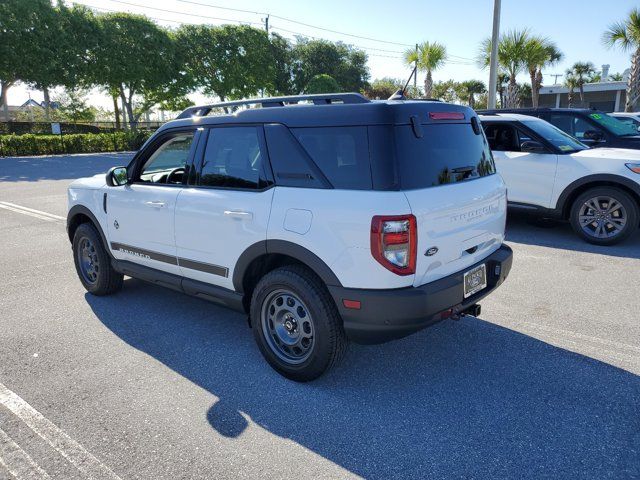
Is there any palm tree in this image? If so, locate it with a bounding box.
[603,8,640,111]
[496,72,509,108]
[478,29,531,108]
[610,72,624,81]
[456,80,487,109]
[566,62,596,106]
[403,41,447,98]
[523,37,563,108]
[565,74,579,107]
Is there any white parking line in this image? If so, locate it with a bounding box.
[0,428,51,480]
[0,383,122,480]
[0,202,65,222]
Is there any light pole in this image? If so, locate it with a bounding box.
[487,0,501,109]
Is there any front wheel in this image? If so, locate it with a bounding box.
[72,223,123,295]
[250,265,347,382]
[569,187,638,245]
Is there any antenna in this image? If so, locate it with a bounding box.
[388,65,417,101]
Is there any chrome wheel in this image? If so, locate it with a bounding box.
[578,195,627,239]
[77,237,100,285]
[261,289,315,365]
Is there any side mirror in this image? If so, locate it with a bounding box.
[106,166,128,186]
[583,130,604,142]
[520,140,547,154]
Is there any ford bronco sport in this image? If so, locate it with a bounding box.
[67,93,513,381]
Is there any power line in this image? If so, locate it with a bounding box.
[107,0,263,26]
[175,0,414,47]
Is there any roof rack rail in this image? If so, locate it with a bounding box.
[176,93,370,119]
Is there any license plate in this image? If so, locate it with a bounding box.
[463,264,487,298]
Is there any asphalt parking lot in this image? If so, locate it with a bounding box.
[1,152,639,479]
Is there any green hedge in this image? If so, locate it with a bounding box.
[0,131,154,157]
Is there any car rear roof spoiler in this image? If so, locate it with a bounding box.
[176,93,371,119]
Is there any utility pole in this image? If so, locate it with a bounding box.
[414,43,418,91]
[550,73,562,84]
[487,0,501,109]
[263,14,269,34]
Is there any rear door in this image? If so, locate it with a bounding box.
[174,125,274,290]
[394,121,507,287]
[107,130,196,275]
[484,122,558,207]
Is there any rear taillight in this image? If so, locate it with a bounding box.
[370,214,417,276]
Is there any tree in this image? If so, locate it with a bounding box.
[566,62,596,106]
[522,36,562,108]
[96,13,184,128]
[455,80,486,109]
[304,74,339,94]
[177,24,274,102]
[431,80,458,103]
[54,89,96,122]
[610,72,624,81]
[479,29,531,108]
[603,8,640,111]
[403,41,447,98]
[565,74,579,107]
[363,77,404,99]
[26,4,100,121]
[268,33,296,96]
[0,0,52,121]
[291,39,369,93]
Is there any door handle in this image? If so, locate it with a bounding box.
[224,210,253,220]
[145,201,166,208]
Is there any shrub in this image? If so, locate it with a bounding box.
[0,131,153,157]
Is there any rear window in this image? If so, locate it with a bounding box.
[394,123,496,190]
[291,127,372,190]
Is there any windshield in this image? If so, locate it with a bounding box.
[521,120,589,153]
[587,112,639,136]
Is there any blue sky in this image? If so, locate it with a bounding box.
[10,0,640,106]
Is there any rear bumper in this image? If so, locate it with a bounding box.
[328,244,513,344]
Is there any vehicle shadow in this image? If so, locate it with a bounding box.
[0,153,134,182]
[86,279,640,479]
[506,211,640,260]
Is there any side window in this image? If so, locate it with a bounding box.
[548,114,574,136]
[572,116,600,140]
[291,127,372,190]
[138,133,194,184]
[517,129,532,144]
[199,126,269,190]
[484,124,518,152]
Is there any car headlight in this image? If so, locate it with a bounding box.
[625,163,640,174]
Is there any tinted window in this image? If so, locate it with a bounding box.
[484,124,519,151]
[139,133,194,184]
[264,124,327,188]
[292,127,372,190]
[395,123,495,190]
[199,127,268,189]
[548,114,604,141]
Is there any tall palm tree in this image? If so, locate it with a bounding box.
[523,37,563,108]
[567,61,596,106]
[478,29,531,108]
[603,8,640,111]
[564,74,579,107]
[403,41,447,98]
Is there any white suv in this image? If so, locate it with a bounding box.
[480,113,640,245]
[67,93,512,381]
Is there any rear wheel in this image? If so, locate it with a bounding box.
[250,265,347,382]
[569,187,638,245]
[72,223,123,295]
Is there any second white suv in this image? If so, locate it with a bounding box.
[67,93,512,381]
[480,113,640,245]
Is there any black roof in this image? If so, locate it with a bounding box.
[157,93,475,134]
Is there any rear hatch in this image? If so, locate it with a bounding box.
[394,112,507,287]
